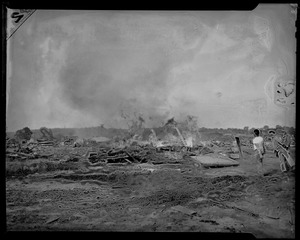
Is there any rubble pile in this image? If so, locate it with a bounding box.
[6,140,55,161]
[14,127,32,143]
[84,141,221,166]
[63,136,78,146]
[36,127,56,146]
[85,145,172,165]
[6,122,293,172]
[86,147,137,165]
[6,126,241,168]
[6,137,20,149]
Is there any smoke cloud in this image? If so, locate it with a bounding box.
[6,6,296,132]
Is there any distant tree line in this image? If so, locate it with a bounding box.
[198,125,295,136]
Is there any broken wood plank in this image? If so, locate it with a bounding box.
[45,216,60,224]
[123,150,139,163]
[6,154,19,158]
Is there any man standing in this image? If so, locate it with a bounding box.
[282,130,292,150]
[269,129,295,172]
[253,129,266,175]
[269,130,280,156]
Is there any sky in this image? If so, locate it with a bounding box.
[6,5,297,132]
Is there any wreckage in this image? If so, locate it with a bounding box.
[81,119,244,168]
[6,120,294,172]
[6,122,241,168]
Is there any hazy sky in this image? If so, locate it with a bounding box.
[6,5,297,131]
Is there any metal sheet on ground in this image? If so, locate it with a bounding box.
[191,155,239,167]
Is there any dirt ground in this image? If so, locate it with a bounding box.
[6,147,295,238]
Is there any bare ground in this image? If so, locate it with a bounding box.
[6,149,295,238]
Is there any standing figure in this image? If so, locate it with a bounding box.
[282,130,292,150]
[252,129,266,175]
[269,130,281,157]
[269,129,295,172]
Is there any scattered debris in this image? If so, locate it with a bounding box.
[63,136,77,146]
[5,123,295,237]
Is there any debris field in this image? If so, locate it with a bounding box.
[5,126,295,238]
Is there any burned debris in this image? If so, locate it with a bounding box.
[6,121,295,172]
[5,121,295,236]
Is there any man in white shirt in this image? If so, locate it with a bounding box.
[253,129,266,175]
